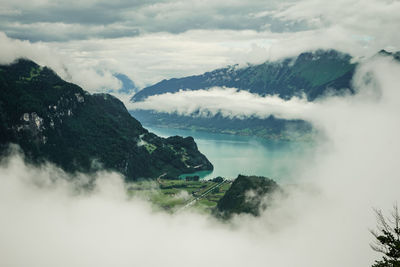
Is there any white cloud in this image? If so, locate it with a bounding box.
[37,27,393,89]
[0,56,400,266]
[274,0,400,32]
[1,0,400,90]
[129,56,400,125]
[0,32,122,92]
[0,0,399,91]
[129,87,316,119]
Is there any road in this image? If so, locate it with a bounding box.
[178,180,226,212]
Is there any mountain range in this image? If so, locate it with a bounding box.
[129,49,400,140]
[131,49,356,102]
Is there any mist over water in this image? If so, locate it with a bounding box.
[0,57,400,267]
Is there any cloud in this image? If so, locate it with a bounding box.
[0,32,122,92]
[29,26,396,89]
[128,87,316,119]
[0,0,298,41]
[0,0,399,91]
[129,56,400,124]
[0,1,399,264]
[2,0,400,90]
[2,22,140,42]
[1,56,400,266]
[274,0,400,32]
[0,0,399,50]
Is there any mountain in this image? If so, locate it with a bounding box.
[0,59,213,181]
[129,49,400,140]
[131,49,356,102]
[129,50,356,140]
[215,175,280,218]
[113,73,138,94]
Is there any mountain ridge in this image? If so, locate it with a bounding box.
[131,49,356,102]
[129,49,400,141]
[0,58,213,181]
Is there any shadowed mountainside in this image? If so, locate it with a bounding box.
[0,59,213,181]
[215,175,280,218]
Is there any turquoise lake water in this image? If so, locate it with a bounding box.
[146,126,316,183]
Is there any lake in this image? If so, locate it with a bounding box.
[146,126,316,183]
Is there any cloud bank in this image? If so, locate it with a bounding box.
[1,0,399,89]
[0,32,122,92]
[1,56,400,266]
[0,0,399,45]
[0,0,300,42]
[129,56,400,125]
[129,87,316,120]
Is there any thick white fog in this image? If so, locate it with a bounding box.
[0,56,399,266]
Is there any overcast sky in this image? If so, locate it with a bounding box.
[0,0,399,90]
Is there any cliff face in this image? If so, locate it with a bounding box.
[0,59,213,180]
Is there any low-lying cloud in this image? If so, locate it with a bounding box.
[1,56,400,266]
[129,56,399,125]
[129,87,316,120]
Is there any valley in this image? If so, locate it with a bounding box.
[128,178,232,213]
[0,0,399,265]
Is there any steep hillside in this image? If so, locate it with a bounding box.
[215,175,279,218]
[0,59,213,181]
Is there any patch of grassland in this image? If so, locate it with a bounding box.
[21,66,42,82]
[144,143,157,154]
[127,178,232,213]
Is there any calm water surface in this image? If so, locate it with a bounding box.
[146,126,316,183]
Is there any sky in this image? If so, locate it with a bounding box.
[0,0,400,91]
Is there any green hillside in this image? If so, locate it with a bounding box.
[0,59,213,181]
[132,49,356,102]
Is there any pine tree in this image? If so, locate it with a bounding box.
[371,205,400,267]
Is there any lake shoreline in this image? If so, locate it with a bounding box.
[144,124,316,183]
